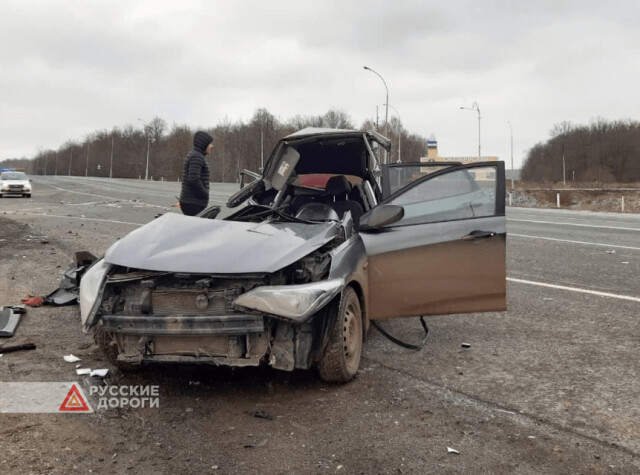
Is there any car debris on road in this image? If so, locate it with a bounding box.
[0,305,27,337]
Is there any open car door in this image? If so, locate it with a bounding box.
[360,161,506,320]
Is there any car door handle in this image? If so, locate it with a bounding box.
[461,230,496,240]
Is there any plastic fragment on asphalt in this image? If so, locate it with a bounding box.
[604,250,616,254]
[621,261,629,264]
[0,306,26,336]
[543,297,553,301]
[63,354,81,363]
[461,343,471,348]
[447,447,459,454]
[90,369,109,378]
[76,368,91,375]
[250,410,273,420]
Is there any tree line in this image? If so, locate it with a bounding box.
[3,109,429,182]
[521,118,640,183]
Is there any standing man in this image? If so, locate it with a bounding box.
[179,131,213,216]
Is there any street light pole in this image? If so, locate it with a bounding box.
[145,133,150,181]
[384,103,402,163]
[460,101,481,160]
[507,121,514,189]
[364,66,389,163]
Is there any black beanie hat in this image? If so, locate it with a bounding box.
[193,131,213,154]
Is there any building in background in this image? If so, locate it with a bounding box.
[420,136,498,181]
[421,136,498,164]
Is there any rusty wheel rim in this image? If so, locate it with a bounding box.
[343,300,362,370]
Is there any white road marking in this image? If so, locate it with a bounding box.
[508,218,640,232]
[509,212,639,226]
[509,233,640,251]
[508,278,640,303]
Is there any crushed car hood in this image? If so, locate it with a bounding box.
[104,213,339,274]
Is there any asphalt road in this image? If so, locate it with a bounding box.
[2,175,639,473]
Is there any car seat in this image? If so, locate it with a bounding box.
[324,175,365,230]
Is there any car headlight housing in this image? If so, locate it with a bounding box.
[24,183,31,191]
[79,259,110,329]
[234,279,344,322]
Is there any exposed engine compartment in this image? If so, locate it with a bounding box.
[94,246,336,371]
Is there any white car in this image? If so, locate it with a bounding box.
[0,171,32,198]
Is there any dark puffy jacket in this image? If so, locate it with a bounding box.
[179,135,211,208]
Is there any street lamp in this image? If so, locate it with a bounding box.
[384,103,402,163]
[460,101,481,160]
[363,66,389,162]
[507,121,514,189]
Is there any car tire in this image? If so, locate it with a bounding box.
[92,325,136,371]
[25,194,31,198]
[318,287,363,383]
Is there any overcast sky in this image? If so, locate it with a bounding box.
[1,0,639,169]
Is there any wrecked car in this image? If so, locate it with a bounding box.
[80,128,506,382]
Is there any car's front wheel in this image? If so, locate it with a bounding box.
[318,287,363,383]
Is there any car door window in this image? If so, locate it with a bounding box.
[388,166,497,226]
[383,162,462,198]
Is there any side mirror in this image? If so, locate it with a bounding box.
[359,204,404,231]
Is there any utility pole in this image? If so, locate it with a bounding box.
[385,103,402,163]
[44,152,48,176]
[562,143,566,186]
[508,121,514,189]
[110,136,114,179]
[68,149,73,176]
[260,127,264,170]
[85,142,90,177]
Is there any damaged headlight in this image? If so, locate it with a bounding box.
[79,259,110,329]
[233,279,344,322]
